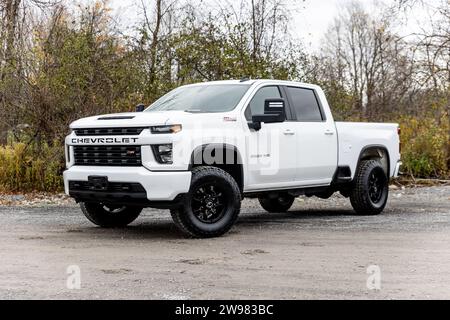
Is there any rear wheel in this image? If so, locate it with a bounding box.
[350,160,389,215]
[80,202,142,227]
[170,166,241,238]
[258,194,295,213]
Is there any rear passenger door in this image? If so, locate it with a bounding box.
[284,86,338,185]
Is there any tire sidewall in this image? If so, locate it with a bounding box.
[351,161,389,214]
[185,173,240,233]
[81,202,142,227]
[259,194,295,212]
[363,165,388,210]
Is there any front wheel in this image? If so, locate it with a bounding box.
[80,202,142,227]
[170,166,241,238]
[350,160,389,215]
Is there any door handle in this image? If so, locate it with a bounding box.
[324,129,335,135]
[283,129,295,136]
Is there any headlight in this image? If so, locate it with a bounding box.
[151,144,173,164]
[150,124,182,134]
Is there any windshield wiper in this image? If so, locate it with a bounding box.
[184,109,203,113]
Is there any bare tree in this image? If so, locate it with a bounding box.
[320,1,417,119]
[214,0,291,74]
[0,0,59,143]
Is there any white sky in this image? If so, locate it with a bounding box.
[108,0,432,51]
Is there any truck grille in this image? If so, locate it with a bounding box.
[74,127,145,136]
[73,146,142,166]
[69,181,145,193]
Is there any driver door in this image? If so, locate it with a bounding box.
[244,86,298,190]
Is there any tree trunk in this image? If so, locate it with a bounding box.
[149,0,162,88]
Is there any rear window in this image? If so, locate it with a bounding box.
[287,87,323,121]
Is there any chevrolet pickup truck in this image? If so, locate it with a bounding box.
[64,80,401,237]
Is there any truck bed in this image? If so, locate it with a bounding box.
[335,122,400,179]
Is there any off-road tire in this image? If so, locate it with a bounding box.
[258,194,295,213]
[80,202,142,227]
[350,160,389,215]
[170,166,241,238]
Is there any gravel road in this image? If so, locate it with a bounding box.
[0,186,449,300]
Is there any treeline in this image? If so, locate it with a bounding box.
[0,0,448,192]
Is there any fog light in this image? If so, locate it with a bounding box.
[152,144,173,164]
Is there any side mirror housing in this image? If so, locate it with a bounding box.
[250,98,286,131]
[136,104,145,112]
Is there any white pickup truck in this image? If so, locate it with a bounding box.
[64,80,401,237]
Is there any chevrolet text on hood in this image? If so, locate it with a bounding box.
[64,79,402,238]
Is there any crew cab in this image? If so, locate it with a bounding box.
[64,80,401,237]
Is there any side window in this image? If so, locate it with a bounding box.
[287,87,323,122]
[245,86,281,120]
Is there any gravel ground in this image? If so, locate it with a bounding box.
[0,186,449,300]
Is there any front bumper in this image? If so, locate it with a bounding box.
[63,166,191,201]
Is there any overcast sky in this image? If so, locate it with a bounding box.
[108,0,432,51]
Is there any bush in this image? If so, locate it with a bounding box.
[0,142,64,192]
[399,113,449,179]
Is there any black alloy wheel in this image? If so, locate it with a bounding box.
[191,183,227,223]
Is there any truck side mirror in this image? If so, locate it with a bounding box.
[249,98,286,131]
[136,104,145,112]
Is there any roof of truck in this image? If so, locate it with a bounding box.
[182,79,320,90]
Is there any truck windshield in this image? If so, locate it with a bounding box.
[146,84,250,113]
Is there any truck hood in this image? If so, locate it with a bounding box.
[70,111,190,129]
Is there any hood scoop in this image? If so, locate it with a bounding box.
[98,116,135,120]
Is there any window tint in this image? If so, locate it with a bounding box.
[245,86,281,120]
[287,87,323,121]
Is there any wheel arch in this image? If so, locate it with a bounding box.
[356,145,390,179]
[189,143,244,193]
